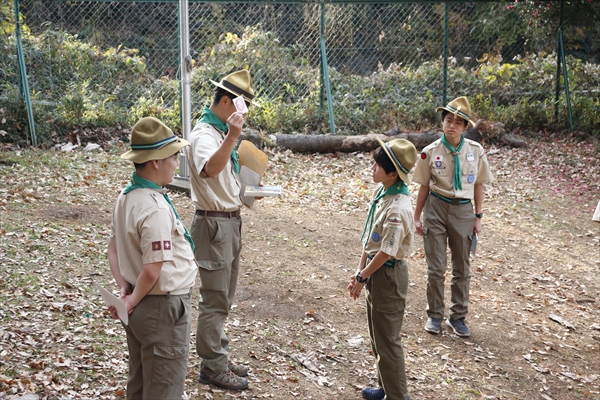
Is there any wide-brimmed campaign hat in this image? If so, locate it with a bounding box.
[121,117,189,164]
[210,70,260,106]
[436,96,475,127]
[376,138,418,184]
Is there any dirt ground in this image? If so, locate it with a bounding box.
[0,135,599,400]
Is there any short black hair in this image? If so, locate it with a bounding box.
[212,87,250,107]
[373,146,398,177]
[441,110,468,126]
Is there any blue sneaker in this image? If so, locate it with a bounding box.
[361,387,385,400]
[446,318,471,337]
[424,317,443,334]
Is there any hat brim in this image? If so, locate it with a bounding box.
[210,79,261,107]
[436,106,475,127]
[376,138,411,184]
[121,138,189,164]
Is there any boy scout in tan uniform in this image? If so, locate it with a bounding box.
[348,139,417,400]
[413,97,493,338]
[186,70,260,391]
[108,117,197,399]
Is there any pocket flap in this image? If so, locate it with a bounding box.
[197,259,226,271]
[154,345,187,360]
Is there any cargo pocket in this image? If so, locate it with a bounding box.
[152,344,188,386]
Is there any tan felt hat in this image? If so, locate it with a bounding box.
[436,96,475,127]
[376,138,418,184]
[121,117,189,164]
[210,70,260,106]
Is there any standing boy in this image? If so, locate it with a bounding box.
[413,97,493,337]
[186,70,259,390]
[348,139,417,400]
[108,117,198,399]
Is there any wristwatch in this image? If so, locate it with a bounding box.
[475,213,483,219]
[356,272,368,284]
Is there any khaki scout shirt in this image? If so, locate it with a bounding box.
[413,138,493,199]
[364,192,414,260]
[109,188,197,295]
[186,122,242,212]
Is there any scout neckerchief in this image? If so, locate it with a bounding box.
[123,173,195,251]
[198,104,240,174]
[440,134,465,191]
[360,181,409,249]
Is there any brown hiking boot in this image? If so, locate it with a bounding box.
[200,360,249,377]
[199,365,248,390]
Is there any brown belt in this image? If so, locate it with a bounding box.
[195,209,240,218]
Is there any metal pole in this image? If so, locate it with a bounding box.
[320,3,336,135]
[442,2,449,106]
[554,0,564,121]
[558,29,574,132]
[179,0,191,178]
[14,0,36,146]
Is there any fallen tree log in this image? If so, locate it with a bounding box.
[240,120,526,153]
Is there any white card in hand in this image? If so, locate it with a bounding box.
[233,95,248,114]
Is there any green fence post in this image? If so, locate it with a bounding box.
[443,2,449,106]
[14,0,37,146]
[554,0,564,121]
[558,29,574,132]
[320,2,336,135]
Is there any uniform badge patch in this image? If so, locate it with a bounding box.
[163,240,171,250]
[435,161,443,168]
[466,153,475,162]
[434,155,443,162]
[420,152,427,159]
[467,174,475,183]
[371,232,380,243]
[152,241,161,251]
[388,217,402,224]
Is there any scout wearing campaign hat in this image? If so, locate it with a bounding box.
[121,117,189,164]
[376,138,418,184]
[210,70,260,107]
[436,96,475,127]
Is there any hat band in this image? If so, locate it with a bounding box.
[385,143,410,174]
[222,80,254,100]
[131,135,178,151]
[445,105,471,121]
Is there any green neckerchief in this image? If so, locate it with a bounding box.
[440,134,465,191]
[360,181,410,249]
[123,173,195,251]
[198,104,240,174]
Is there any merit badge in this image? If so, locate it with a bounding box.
[420,152,427,160]
[163,240,171,250]
[435,161,443,168]
[371,232,380,243]
[466,153,475,162]
[467,174,475,183]
[152,241,162,251]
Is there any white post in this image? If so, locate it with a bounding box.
[178,0,191,178]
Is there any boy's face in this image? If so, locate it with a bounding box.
[442,113,467,142]
[372,162,398,186]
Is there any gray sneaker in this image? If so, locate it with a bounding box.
[424,317,443,334]
[446,318,470,337]
[199,366,249,390]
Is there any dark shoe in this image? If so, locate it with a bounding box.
[424,317,443,334]
[228,360,249,377]
[200,360,249,377]
[199,366,248,390]
[446,318,471,337]
[361,387,385,400]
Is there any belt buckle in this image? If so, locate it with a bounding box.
[451,198,461,205]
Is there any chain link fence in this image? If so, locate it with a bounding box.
[3,0,599,145]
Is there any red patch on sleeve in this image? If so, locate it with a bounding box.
[163,240,171,250]
[420,152,427,159]
[152,241,162,251]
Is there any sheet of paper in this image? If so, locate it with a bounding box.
[470,233,478,256]
[94,282,128,325]
[244,185,282,197]
[239,165,261,208]
[233,95,248,114]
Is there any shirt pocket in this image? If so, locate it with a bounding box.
[461,163,479,187]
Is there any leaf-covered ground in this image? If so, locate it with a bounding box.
[0,136,599,400]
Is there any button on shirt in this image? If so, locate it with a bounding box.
[364,193,414,260]
[186,122,242,212]
[109,188,197,295]
[412,138,493,199]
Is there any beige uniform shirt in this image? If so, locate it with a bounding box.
[364,193,414,260]
[109,188,197,295]
[186,122,242,211]
[413,138,493,199]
